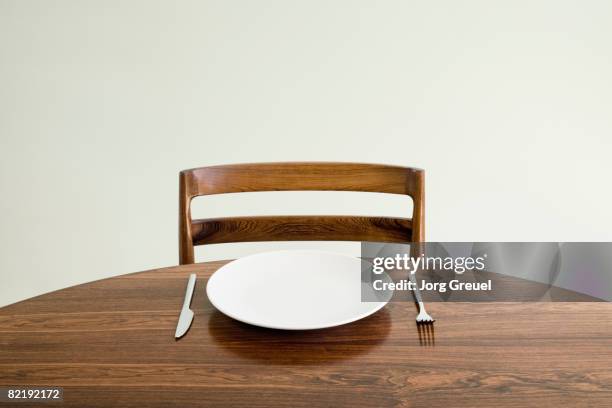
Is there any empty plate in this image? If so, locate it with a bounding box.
[206,250,392,330]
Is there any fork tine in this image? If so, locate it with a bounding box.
[417,324,424,345]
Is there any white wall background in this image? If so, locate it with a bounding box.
[1,0,611,307]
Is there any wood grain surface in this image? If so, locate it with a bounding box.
[1,261,611,408]
[191,216,412,245]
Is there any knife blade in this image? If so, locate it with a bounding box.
[175,273,196,339]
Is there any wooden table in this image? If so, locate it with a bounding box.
[1,261,611,407]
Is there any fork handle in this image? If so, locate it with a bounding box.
[408,272,424,303]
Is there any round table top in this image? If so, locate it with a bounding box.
[1,261,611,407]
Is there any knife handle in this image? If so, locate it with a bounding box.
[182,274,197,310]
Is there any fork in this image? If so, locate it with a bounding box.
[408,271,435,324]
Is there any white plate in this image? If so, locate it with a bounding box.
[206,250,392,330]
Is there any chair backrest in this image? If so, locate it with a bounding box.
[178,162,424,264]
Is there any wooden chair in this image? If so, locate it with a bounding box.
[178,162,424,264]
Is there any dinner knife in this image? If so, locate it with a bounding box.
[175,273,196,339]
